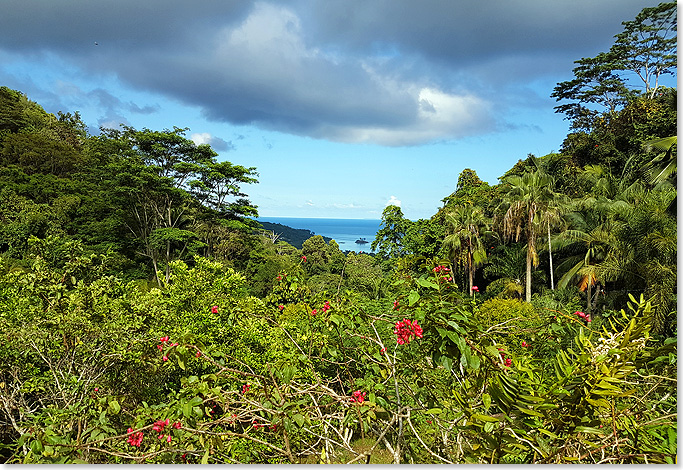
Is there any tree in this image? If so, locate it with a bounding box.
[551,52,632,130]
[442,205,490,295]
[106,126,258,285]
[551,2,677,129]
[611,2,677,98]
[499,171,556,302]
[554,210,616,316]
[371,205,408,262]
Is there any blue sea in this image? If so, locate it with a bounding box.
[257,217,381,253]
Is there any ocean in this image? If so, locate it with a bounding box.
[257,217,381,253]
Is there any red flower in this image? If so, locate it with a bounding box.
[162,355,168,362]
[160,336,169,343]
[126,428,143,447]
[242,383,250,394]
[173,421,182,429]
[278,304,285,311]
[504,357,512,367]
[472,286,479,292]
[380,347,386,354]
[301,255,307,262]
[166,435,172,443]
[211,305,219,314]
[350,390,366,404]
[195,350,202,358]
[394,319,423,345]
[392,300,400,310]
[322,300,331,313]
[311,308,317,316]
[521,341,528,347]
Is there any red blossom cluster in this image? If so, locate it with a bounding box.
[301,255,307,262]
[392,300,400,310]
[521,340,528,347]
[126,428,143,447]
[151,418,179,443]
[498,349,512,367]
[434,265,453,282]
[394,319,423,345]
[573,311,592,322]
[472,286,479,292]
[158,335,179,362]
[242,383,250,394]
[322,300,331,313]
[350,390,366,404]
[278,304,285,311]
[211,305,219,314]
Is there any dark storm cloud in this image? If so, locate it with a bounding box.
[0,0,660,145]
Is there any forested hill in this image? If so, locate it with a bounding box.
[0,3,677,464]
[257,221,332,249]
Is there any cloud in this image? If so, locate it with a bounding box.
[386,196,401,207]
[0,0,654,146]
[191,132,235,152]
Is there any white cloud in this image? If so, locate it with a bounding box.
[191,132,212,145]
[386,196,401,207]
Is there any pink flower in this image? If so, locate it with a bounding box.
[242,384,250,394]
[94,387,99,392]
[195,351,202,358]
[380,347,386,354]
[160,336,169,343]
[211,305,218,314]
[157,344,163,350]
[322,301,331,312]
[311,309,317,316]
[504,358,512,367]
[472,286,479,292]
[162,355,168,362]
[587,317,592,323]
[173,421,182,429]
[392,300,400,310]
[301,255,307,262]
[166,435,172,443]
[278,304,285,311]
[521,341,528,347]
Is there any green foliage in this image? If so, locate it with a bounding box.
[0,7,677,459]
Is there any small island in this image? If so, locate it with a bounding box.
[355,237,369,244]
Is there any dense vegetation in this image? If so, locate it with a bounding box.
[0,3,676,464]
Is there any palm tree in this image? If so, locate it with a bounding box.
[442,205,490,295]
[499,171,556,302]
[554,210,616,316]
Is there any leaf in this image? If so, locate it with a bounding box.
[292,413,305,428]
[201,449,210,464]
[482,393,491,411]
[107,400,120,415]
[426,408,442,414]
[408,290,420,306]
[417,277,439,289]
[471,413,500,423]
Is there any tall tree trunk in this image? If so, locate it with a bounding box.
[548,223,554,290]
[525,249,532,302]
[468,249,473,295]
[586,276,593,318]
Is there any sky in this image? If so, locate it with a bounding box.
[0,0,671,220]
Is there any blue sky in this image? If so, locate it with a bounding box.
[0,0,667,220]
